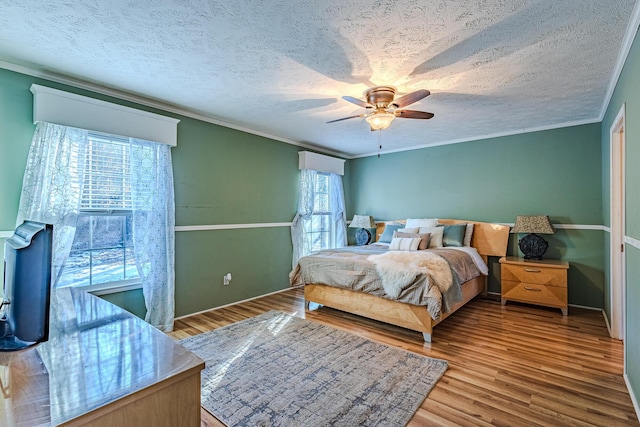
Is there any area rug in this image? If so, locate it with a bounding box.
[180,310,448,426]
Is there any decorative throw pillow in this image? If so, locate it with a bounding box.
[418,226,444,248]
[388,237,421,251]
[464,223,474,246]
[396,227,419,234]
[405,218,439,229]
[378,224,404,243]
[394,231,431,250]
[441,223,467,247]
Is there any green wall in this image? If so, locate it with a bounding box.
[601,26,640,411]
[0,67,302,318]
[348,124,604,308]
[172,115,300,315]
[100,289,147,319]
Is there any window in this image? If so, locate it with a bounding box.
[307,172,333,252]
[291,169,347,266]
[58,133,142,291]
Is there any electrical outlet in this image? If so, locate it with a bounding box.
[223,273,232,286]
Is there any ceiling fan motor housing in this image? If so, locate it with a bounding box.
[364,86,397,108]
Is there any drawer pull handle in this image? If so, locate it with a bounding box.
[524,268,541,273]
[524,286,542,292]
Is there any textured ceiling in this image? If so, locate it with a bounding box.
[0,0,637,157]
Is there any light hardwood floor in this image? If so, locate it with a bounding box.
[169,287,639,427]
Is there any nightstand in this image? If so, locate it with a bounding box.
[499,256,569,315]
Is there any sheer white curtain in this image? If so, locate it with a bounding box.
[130,138,175,332]
[330,172,347,250]
[291,169,316,267]
[291,169,346,267]
[17,122,88,283]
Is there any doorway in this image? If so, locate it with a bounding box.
[610,104,625,341]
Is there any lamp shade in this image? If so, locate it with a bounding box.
[349,215,376,229]
[365,111,395,131]
[511,215,554,234]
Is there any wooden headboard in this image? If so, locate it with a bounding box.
[375,219,510,258]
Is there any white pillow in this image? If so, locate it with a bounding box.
[406,218,439,229]
[464,223,474,246]
[418,226,444,248]
[397,227,419,234]
[388,237,421,251]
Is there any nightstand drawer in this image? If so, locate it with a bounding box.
[501,263,567,287]
[502,280,568,308]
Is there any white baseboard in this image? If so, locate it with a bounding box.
[625,374,640,421]
[567,303,602,311]
[602,309,613,337]
[174,285,304,320]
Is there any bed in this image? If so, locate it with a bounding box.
[290,219,510,342]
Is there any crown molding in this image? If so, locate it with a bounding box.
[599,0,640,121]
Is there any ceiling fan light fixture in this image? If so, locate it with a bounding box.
[366,111,395,131]
[328,86,432,130]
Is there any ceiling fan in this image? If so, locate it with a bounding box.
[327,86,434,131]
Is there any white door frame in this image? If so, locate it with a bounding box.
[609,103,626,341]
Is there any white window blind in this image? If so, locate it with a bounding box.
[81,134,133,210]
[308,172,333,251]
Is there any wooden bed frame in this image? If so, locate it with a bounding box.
[305,219,510,342]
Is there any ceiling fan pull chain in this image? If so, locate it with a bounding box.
[378,131,382,158]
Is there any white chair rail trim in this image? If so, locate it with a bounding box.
[0,223,620,236]
[174,222,293,232]
[624,235,640,250]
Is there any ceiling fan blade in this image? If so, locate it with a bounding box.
[326,114,365,123]
[342,96,373,108]
[396,110,434,119]
[392,89,431,108]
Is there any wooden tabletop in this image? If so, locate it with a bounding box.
[0,287,204,426]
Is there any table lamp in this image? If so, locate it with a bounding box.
[511,215,554,260]
[349,215,376,245]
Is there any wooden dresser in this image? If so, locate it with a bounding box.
[499,256,569,315]
[0,287,204,426]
